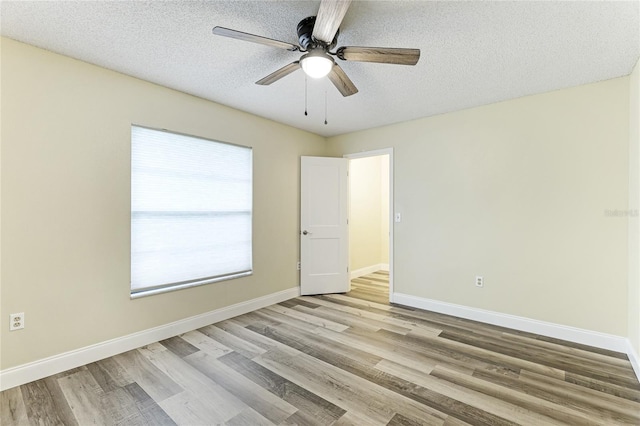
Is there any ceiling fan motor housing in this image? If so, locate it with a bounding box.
[297,16,338,51]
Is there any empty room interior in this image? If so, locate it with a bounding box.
[1,1,640,425]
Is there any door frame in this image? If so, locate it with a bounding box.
[344,148,394,303]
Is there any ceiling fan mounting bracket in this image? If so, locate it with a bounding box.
[297,16,338,51]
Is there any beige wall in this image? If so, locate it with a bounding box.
[0,38,325,370]
[329,78,630,336]
[629,57,640,356]
[349,156,389,271]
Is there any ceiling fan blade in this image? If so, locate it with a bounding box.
[213,27,299,51]
[312,0,351,44]
[328,63,358,97]
[337,46,420,65]
[256,61,301,85]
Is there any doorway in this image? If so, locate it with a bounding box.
[345,149,393,302]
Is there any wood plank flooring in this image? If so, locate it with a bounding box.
[2,271,640,425]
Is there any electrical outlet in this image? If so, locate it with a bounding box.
[10,313,24,331]
[297,261,301,271]
[475,276,484,288]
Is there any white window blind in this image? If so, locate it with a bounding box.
[131,126,252,297]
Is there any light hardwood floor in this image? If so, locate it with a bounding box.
[2,271,639,425]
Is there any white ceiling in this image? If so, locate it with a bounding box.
[1,1,639,137]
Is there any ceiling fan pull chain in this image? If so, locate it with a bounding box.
[324,89,328,125]
[304,75,308,116]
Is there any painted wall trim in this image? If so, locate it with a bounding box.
[344,149,393,159]
[350,263,389,279]
[0,287,300,391]
[393,292,633,358]
[627,340,640,381]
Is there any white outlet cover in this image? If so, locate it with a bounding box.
[10,312,24,331]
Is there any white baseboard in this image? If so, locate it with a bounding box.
[0,287,299,391]
[393,292,631,355]
[627,340,640,380]
[350,263,389,279]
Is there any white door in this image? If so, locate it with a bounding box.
[300,156,349,295]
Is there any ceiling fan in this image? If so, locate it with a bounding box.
[212,0,420,97]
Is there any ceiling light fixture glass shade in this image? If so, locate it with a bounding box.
[300,50,334,79]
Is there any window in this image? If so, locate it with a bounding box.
[131,126,252,297]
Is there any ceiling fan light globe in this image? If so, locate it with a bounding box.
[301,55,333,79]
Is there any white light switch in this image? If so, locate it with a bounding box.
[395,213,401,223]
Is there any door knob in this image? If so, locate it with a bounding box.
[302,230,311,235]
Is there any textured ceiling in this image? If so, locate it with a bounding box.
[1,1,639,137]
